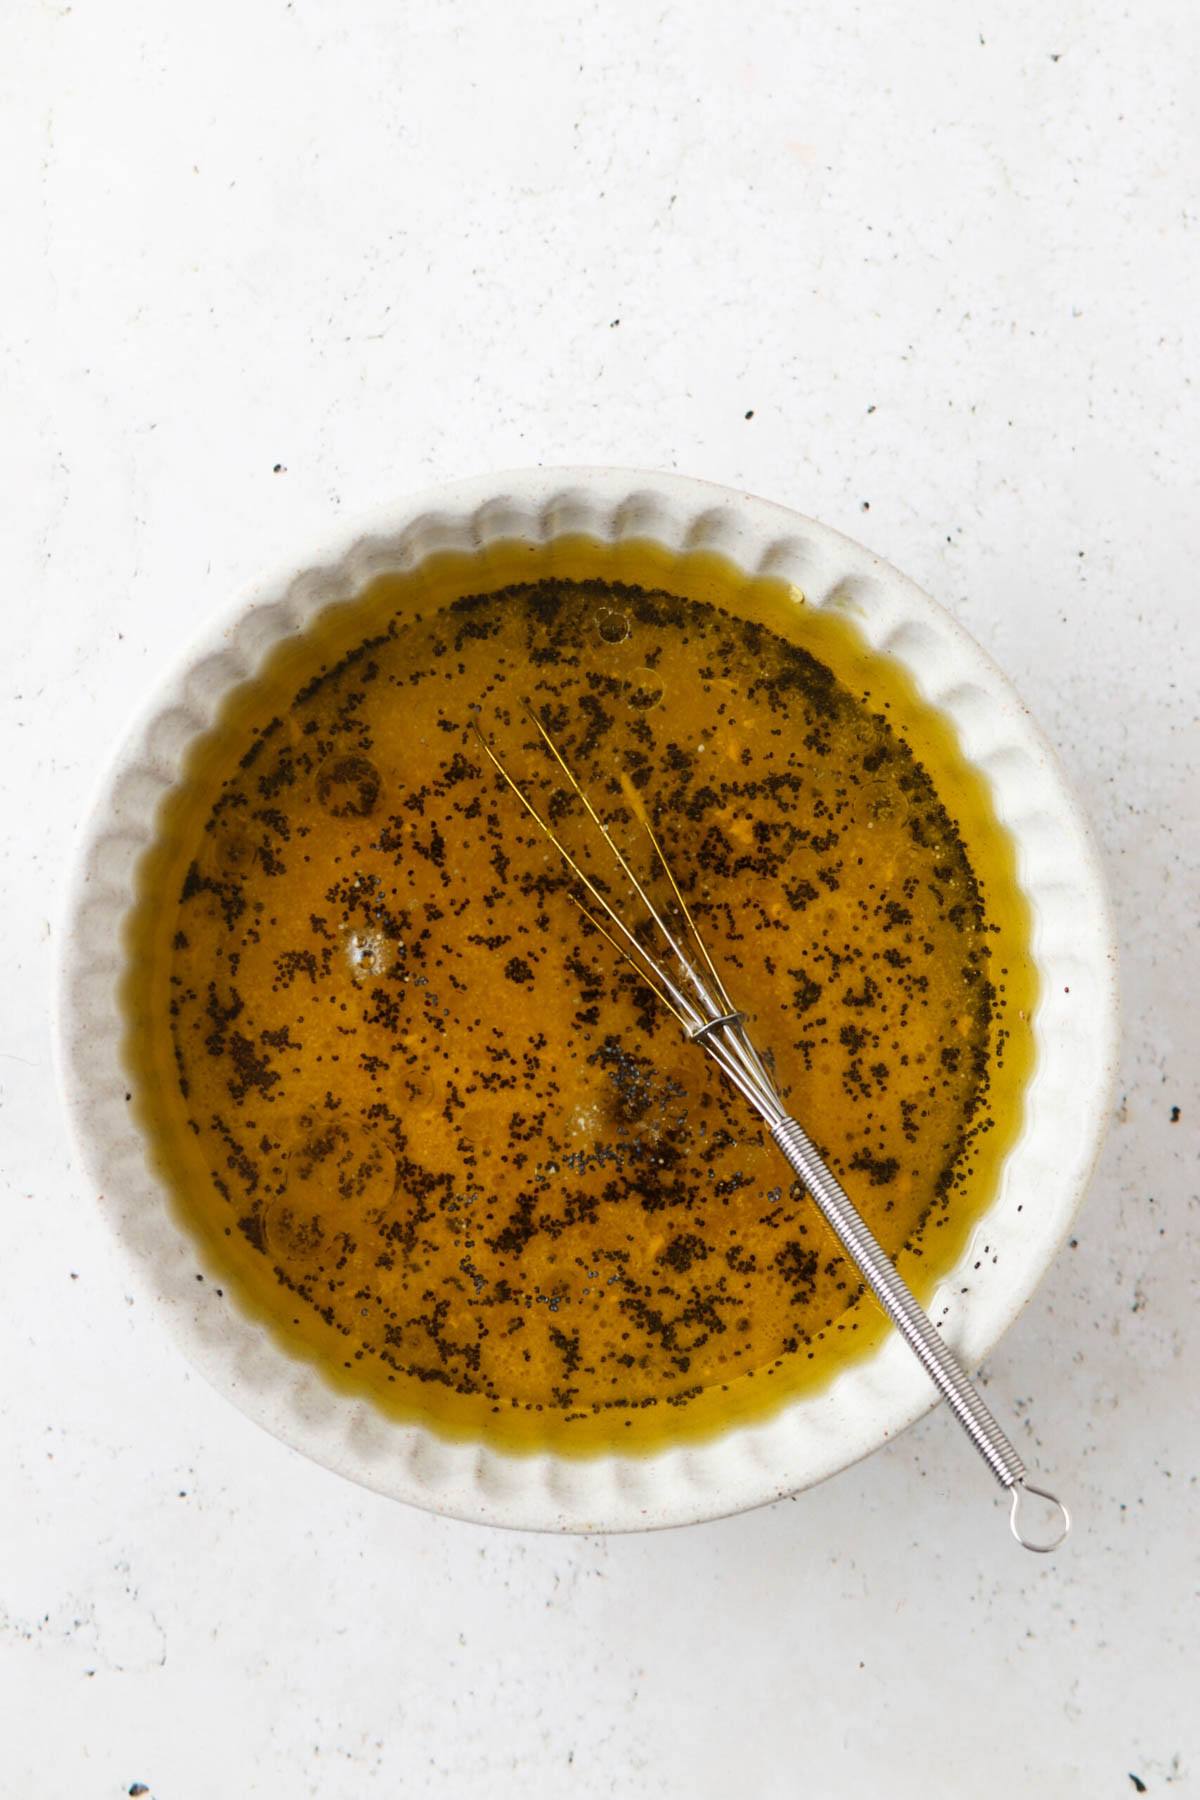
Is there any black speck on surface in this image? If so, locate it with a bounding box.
[129,1786,150,1797]
[273,462,286,473]
[744,409,754,419]
[1170,1105,1180,1122]
[1129,1777,1147,1794]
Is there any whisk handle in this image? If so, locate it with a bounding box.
[770,1115,1068,1550]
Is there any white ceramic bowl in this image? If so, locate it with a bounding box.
[55,469,1119,1531]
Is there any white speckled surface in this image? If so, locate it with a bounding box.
[3,0,1197,1794]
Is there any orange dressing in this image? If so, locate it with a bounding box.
[122,544,1035,1450]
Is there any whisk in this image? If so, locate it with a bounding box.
[477,707,1069,1553]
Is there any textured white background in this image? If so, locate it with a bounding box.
[3,0,1198,1795]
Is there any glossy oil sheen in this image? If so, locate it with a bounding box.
[121,539,1036,1452]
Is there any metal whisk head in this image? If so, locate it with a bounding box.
[474,705,785,1128]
